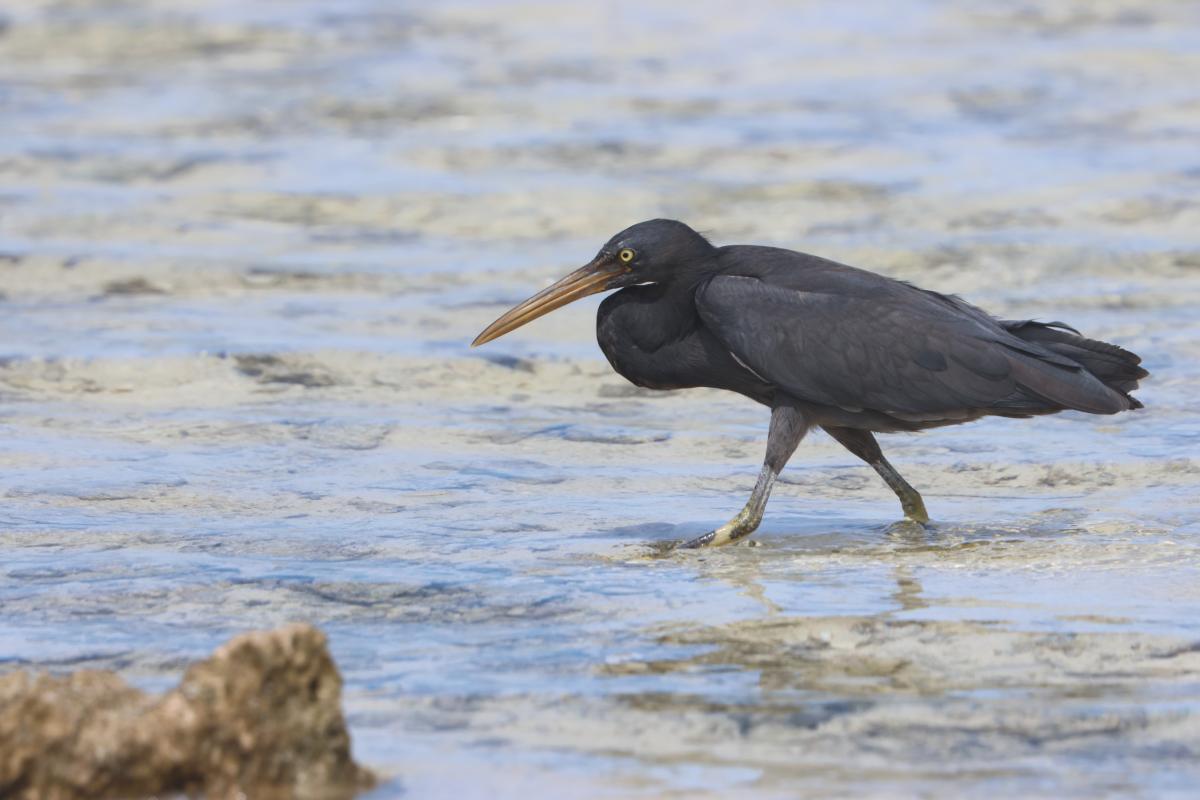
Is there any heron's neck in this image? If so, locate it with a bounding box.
[601,279,703,350]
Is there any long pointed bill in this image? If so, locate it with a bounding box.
[471,257,628,347]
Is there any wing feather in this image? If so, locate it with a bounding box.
[696,272,1128,418]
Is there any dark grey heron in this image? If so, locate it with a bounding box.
[473,220,1147,548]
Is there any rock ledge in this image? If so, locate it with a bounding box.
[0,623,375,800]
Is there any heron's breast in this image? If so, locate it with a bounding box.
[596,300,773,401]
[595,297,694,390]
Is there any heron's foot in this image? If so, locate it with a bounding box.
[899,490,929,524]
[884,517,931,539]
[678,507,762,549]
[643,539,683,559]
[871,457,929,524]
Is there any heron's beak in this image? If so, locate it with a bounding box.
[471,256,629,346]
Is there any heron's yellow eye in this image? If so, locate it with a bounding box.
[618,248,636,263]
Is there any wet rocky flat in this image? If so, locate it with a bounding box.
[2,1,1199,797]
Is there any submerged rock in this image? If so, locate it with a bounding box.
[0,623,375,800]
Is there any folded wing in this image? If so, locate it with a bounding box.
[696,271,1134,422]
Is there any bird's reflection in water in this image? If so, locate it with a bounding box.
[889,564,928,615]
[608,527,932,697]
[691,542,784,617]
[686,541,929,624]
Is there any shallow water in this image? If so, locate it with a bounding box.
[2,1,1200,797]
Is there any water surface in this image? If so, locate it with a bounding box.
[2,1,1200,797]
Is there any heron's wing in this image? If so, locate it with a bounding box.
[696,272,1125,419]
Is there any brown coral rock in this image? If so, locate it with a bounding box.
[0,623,375,800]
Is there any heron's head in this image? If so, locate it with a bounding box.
[472,219,715,346]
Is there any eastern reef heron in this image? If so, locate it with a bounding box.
[473,220,1147,548]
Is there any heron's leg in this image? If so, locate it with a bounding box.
[680,404,808,549]
[823,426,929,523]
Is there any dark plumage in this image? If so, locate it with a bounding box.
[474,219,1147,547]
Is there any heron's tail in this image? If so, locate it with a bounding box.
[1001,320,1148,409]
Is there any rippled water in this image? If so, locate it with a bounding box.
[2,1,1200,797]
